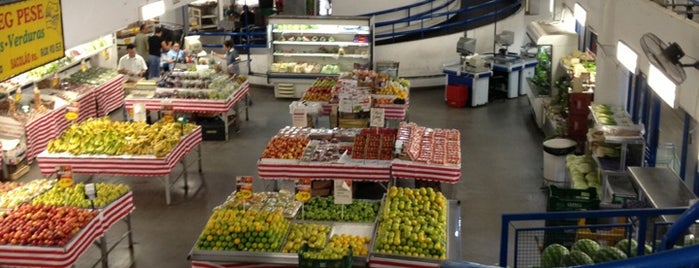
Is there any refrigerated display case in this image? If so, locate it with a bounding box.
[267,15,374,98]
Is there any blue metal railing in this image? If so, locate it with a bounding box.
[499,204,699,268]
[372,0,458,27]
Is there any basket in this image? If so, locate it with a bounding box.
[547,185,600,212]
[298,244,352,268]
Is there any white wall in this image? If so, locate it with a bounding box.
[333,0,417,16]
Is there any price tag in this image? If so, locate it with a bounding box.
[295,178,312,203]
[161,100,174,121]
[84,183,97,201]
[333,180,352,205]
[65,102,80,121]
[235,176,254,200]
[132,103,147,122]
[14,88,21,102]
[370,108,385,127]
[56,166,73,188]
[292,108,308,127]
[338,99,353,113]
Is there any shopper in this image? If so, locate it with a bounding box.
[117,44,148,81]
[240,5,255,29]
[134,24,150,60]
[147,27,171,79]
[165,42,186,72]
[211,40,240,75]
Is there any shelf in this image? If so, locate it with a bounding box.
[273,29,370,35]
[273,53,369,59]
[628,167,696,222]
[269,73,340,79]
[272,41,369,47]
[201,15,217,18]
[590,152,631,175]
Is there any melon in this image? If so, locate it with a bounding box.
[572,239,600,257]
[563,250,594,266]
[615,238,638,256]
[593,246,627,263]
[541,243,569,268]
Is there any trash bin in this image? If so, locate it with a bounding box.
[446,84,468,107]
[376,61,399,77]
[542,138,577,187]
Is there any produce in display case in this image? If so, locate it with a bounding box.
[351,128,397,160]
[154,72,248,100]
[194,209,291,252]
[261,127,311,159]
[329,234,371,257]
[299,197,379,222]
[282,222,332,253]
[0,179,55,209]
[566,154,601,192]
[590,103,634,126]
[300,140,351,162]
[374,187,448,260]
[398,122,461,165]
[62,67,119,86]
[31,183,130,208]
[301,78,338,101]
[219,191,303,219]
[0,204,98,247]
[47,117,198,157]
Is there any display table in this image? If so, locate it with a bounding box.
[95,75,126,116]
[53,88,99,136]
[0,216,104,267]
[124,81,250,141]
[628,167,696,222]
[391,159,461,184]
[443,64,492,107]
[258,158,392,181]
[36,127,203,205]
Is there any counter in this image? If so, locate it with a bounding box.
[484,54,523,99]
[628,167,696,222]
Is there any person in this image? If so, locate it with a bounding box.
[117,44,148,81]
[147,27,171,79]
[240,5,255,29]
[211,40,240,75]
[134,24,150,60]
[165,42,186,72]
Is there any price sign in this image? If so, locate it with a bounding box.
[295,178,312,203]
[161,100,174,122]
[132,103,147,122]
[333,180,353,205]
[65,102,79,121]
[56,166,73,188]
[84,183,97,201]
[338,99,354,113]
[14,88,21,102]
[370,108,385,127]
[235,176,254,200]
[292,108,308,127]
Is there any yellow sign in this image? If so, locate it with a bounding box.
[65,111,77,120]
[57,177,73,188]
[0,0,65,81]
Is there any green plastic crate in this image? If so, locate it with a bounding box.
[547,185,600,212]
[298,244,353,268]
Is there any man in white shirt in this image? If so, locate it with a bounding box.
[117,44,148,80]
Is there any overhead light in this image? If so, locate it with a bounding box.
[648,64,677,108]
[616,41,638,72]
[574,3,587,25]
[549,0,554,14]
[141,1,165,20]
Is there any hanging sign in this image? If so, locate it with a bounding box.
[0,0,65,81]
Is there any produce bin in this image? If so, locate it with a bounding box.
[298,243,353,268]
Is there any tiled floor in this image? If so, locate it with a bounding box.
[19,85,547,267]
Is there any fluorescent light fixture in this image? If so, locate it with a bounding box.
[648,64,677,108]
[574,3,587,25]
[616,41,638,72]
[549,0,554,14]
[141,1,165,20]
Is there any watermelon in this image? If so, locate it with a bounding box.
[615,238,638,256]
[541,243,569,268]
[572,239,600,257]
[593,246,628,263]
[563,250,594,266]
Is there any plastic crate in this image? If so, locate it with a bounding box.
[298,244,352,268]
[547,185,600,212]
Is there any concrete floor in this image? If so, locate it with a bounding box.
[19,85,547,267]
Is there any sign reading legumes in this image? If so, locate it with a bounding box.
[0,0,64,82]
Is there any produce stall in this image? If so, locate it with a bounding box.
[124,72,250,141]
[36,118,203,205]
[61,68,125,117]
[188,187,461,267]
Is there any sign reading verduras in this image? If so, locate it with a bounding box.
[0,0,64,81]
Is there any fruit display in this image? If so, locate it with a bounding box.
[300,140,351,162]
[62,67,119,86]
[299,243,351,261]
[399,122,461,165]
[47,117,198,157]
[374,187,448,259]
[261,136,309,159]
[282,222,332,253]
[328,234,370,256]
[154,74,247,100]
[566,155,600,191]
[301,78,338,102]
[31,183,130,208]
[299,197,379,222]
[0,204,98,247]
[219,191,302,218]
[0,179,55,209]
[351,128,397,160]
[270,62,340,74]
[375,81,409,101]
[539,239,647,267]
[0,182,21,193]
[561,50,596,73]
[195,209,290,252]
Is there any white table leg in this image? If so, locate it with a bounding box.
[165,174,171,205]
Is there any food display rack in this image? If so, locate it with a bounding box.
[52,87,99,136]
[0,215,104,268]
[391,159,461,184]
[36,127,203,205]
[258,158,392,181]
[124,81,250,141]
[95,75,126,116]
[93,191,136,268]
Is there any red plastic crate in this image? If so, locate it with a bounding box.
[569,92,593,116]
[446,84,468,107]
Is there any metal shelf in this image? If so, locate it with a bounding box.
[272,41,369,46]
[273,53,369,59]
[273,29,370,35]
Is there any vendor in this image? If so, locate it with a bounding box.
[165,42,186,72]
[211,40,240,75]
[117,44,148,81]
